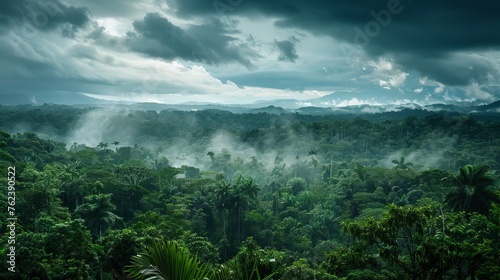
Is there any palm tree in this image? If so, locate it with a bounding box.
[126,240,210,280]
[236,176,259,201]
[446,164,500,215]
[112,141,120,151]
[96,142,108,150]
[126,240,273,280]
[231,176,259,244]
[391,156,414,170]
[207,151,215,162]
[307,148,318,156]
[74,193,121,238]
[75,194,120,280]
[214,181,232,259]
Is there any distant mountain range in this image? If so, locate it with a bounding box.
[1,92,499,116]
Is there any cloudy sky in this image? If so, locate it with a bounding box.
[1,0,499,105]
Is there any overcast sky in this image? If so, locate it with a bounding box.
[1,0,499,105]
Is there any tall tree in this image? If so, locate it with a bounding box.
[392,156,414,171]
[446,164,500,215]
[231,176,259,246]
[74,193,121,238]
[213,181,232,259]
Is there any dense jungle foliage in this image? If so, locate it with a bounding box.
[0,104,499,279]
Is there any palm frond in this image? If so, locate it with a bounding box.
[126,240,210,280]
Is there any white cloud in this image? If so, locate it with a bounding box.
[82,59,332,104]
[370,58,393,71]
[419,77,446,93]
[434,84,445,93]
[366,58,408,89]
[463,82,495,102]
[389,72,409,87]
[329,97,380,107]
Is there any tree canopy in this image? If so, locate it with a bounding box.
[0,105,499,279]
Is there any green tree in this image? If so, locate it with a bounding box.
[74,193,122,238]
[178,230,220,265]
[101,229,144,280]
[287,177,307,195]
[126,240,211,280]
[439,212,498,280]
[97,141,109,150]
[392,156,414,171]
[223,237,281,280]
[323,245,377,278]
[213,180,232,259]
[446,164,500,215]
[0,131,16,163]
[21,163,71,216]
[42,218,100,280]
[414,169,453,202]
[344,204,438,280]
[342,203,499,279]
[0,232,48,279]
[230,175,259,247]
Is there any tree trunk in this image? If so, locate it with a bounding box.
[330,155,333,178]
[237,207,241,245]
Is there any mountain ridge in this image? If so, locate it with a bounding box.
[1,91,499,116]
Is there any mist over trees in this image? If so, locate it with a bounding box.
[0,104,499,279]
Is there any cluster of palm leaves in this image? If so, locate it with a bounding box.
[125,240,274,280]
[445,164,500,215]
[74,193,122,238]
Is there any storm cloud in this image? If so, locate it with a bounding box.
[0,0,89,35]
[274,37,299,62]
[0,0,498,105]
[126,13,260,68]
[168,0,500,86]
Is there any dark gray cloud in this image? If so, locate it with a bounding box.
[65,0,142,18]
[167,0,500,85]
[125,13,260,68]
[274,37,298,62]
[0,0,89,35]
